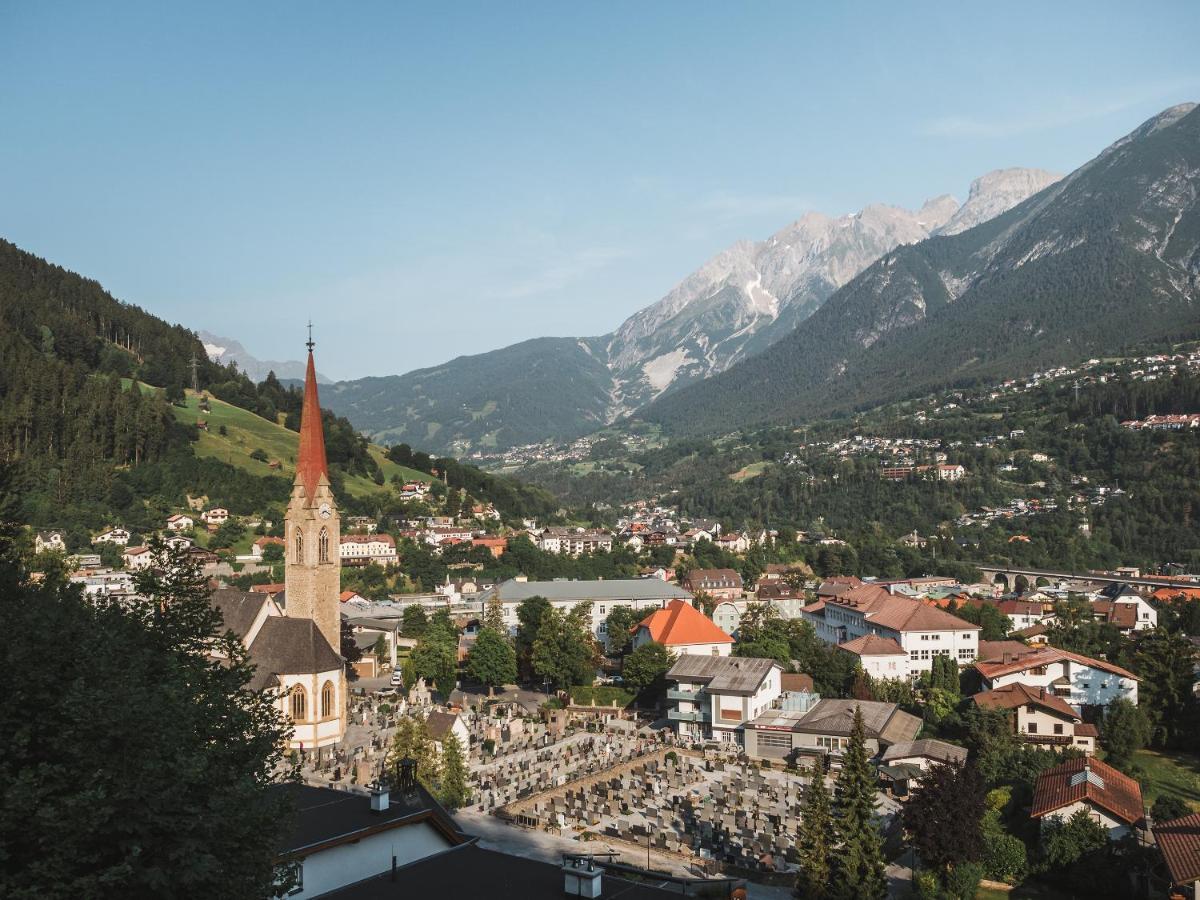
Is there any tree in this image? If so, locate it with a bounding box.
[902,761,985,876]
[211,517,246,550]
[437,733,470,810]
[0,536,292,899]
[402,604,428,638]
[1152,793,1191,823]
[621,641,675,700]
[1131,629,1198,746]
[340,618,362,682]
[466,627,517,696]
[1101,697,1151,765]
[531,603,598,690]
[794,762,833,899]
[1041,808,1108,868]
[411,636,457,696]
[261,543,284,563]
[603,605,641,654]
[515,595,552,680]
[482,595,505,633]
[387,717,439,789]
[830,706,887,899]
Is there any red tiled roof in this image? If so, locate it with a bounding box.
[826,587,980,634]
[839,634,906,656]
[250,582,286,594]
[1154,812,1200,887]
[781,673,814,693]
[1075,723,1099,738]
[635,599,732,646]
[973,645,1138,682]
[977,640,1032,661]
[1152,587,1200,603]
[973,683,1080,721]
[295,350,329,500]
[1031,756,1143,825]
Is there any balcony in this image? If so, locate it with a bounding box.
[1018,733,1073,746]
[668,708,711,723]
[667,688,702,702]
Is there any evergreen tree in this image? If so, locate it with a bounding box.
[437,733,470,810]
[794,761,833,899]
[387,717,439,789]
[482,595,505,633]
[830,706,887,900]
[466,627,517,696]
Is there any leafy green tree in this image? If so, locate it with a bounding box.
[0,536,292,899]
[340,618,362,682]
[531,603,597,690]
[1041,808,1108,868]
[603,605,641,654]
[515,595,552,680]
[437,734,470,810]
[902,761,985,876]
[412,638,457,696]
[466,627,517,696]
[794,762,833,899]
[261,543,284,563]
[387,717,439,789]
[830,706,887,900]
[1151,793,1190,823]
[482,595,505,633]
[1101,697,1151,765]
[621,641,675,700]
[211,517,246,549]
[402,604,428,637]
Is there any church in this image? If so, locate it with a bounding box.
[211,339,347,754]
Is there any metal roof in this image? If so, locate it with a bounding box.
[667,654,779,695]
[482,578,693,604]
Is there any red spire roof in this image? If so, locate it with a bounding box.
[296,349,328,499]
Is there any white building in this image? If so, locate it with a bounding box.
[92,527,131,546]
[973,644,1139,709]
[536,527,614,556]
[339,534,399,567]
[666,655,782,745]
[35,530,67,555]
[477,578,694,641]
[166,514,194,532]
[630,599,733,657]
[200,508,230,527]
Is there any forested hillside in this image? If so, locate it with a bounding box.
[0,240,558,541]
[640,103,1200,436]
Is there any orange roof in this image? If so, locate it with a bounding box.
[973,683,1080,721]
[1031,756,1143,825]
[1152,587,1200,602]
[249,582,286,594]
[839,634,906,656]
[1155,812,1200,887]
[295,349,328,500]
[635,599,732,646]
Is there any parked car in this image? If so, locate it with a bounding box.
[390,670,404,687]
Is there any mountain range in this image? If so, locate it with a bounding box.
[640,102,1200,435]
[199,331,331,384]
[319,169,1060,453]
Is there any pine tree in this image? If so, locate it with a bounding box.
[482,595,505,633]
[830,706,887,900]
[387,716,440,789]
[438,733,470,810]
[794,761,833,899]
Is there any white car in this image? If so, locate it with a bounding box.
[390,671,404,687]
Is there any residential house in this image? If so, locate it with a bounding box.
[200,508,230,528]
[166,514,194,532]
[339,534,399,567]
[997,599,1050,631]
[122,546,152,570]
[682,568,743,601]
[92,527,131,546]
[631,599,734,657]
[1092,585,1157,631]
[838,635,908,680]
[536,527,613,557]
[715,533,750,554]
[477,578,694,641]
[252,536,287,559]
[345,515,378,534]
[398,481,431,500]
[878,739,969,795]
[973,683,1098,754]
[712,600,745,636]
[1031,757,1144,840]
[471,536,507,558]
[425,710,470,754]
[35,530,66,555]
[666,654,782,745]
[743,698,921,766]
[973,644,1139,710]
[1154,813,1200,900]
[803,583,981,680]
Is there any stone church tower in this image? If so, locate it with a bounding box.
[284,338,341,651]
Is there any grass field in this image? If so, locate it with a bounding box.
[730,461,769,482]
[1131,749,1200,810]
[145,386,432,499]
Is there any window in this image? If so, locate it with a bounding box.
[290,685,307,722]
[321,681,335,719]
[318,527,330,564]
[1028,722,1038,734]
[757,732,791,749]
[294,528,304,564]
[910,651,920,661]
[1053,723,1063,735]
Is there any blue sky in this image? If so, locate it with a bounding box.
[2,2,1198,380]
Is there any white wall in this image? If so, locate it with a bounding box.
[989,660,1138,708]
[292,820,452,899]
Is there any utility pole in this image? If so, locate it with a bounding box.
[190,352,200,394]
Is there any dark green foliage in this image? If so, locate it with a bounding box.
[1151,793,1191,823]
[794,762,832,899]
[603,604,641,654]
[340,618,362,681]
[402,604,428,637]
[411,616,458,695]
[466,627,517,691]
[437,734,470,810]
[902,762,985,874]
[531,603,598,690]
[515,595,552,680]
[1101,698,1151,765]
[830,706,887,900]
[620,641,674,700]
[1130,629,1199,747]
[0,535,292,899]
[1041,809,1108,868]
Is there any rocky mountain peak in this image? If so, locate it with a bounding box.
[936,168,1062,236]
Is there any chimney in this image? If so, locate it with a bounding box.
[563,856,603,898]
[369,780,390,813]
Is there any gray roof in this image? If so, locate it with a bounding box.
[425,711,461,742]
[787,699,921,745]
[211,588,271,640]
[667,654,779,695]
[881,739,968,765]
[482,578,693,605]
[245,617,344,689]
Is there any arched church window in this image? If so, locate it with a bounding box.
[294,528,304,564]
[321,680,334,718]
[290,685,307,722]
[319,527,329,564]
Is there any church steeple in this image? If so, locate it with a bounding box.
[284,328,341,652]
[296,328,328,503]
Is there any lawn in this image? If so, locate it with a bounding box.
[144,385,431,499]
[1130,748,1200,810]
